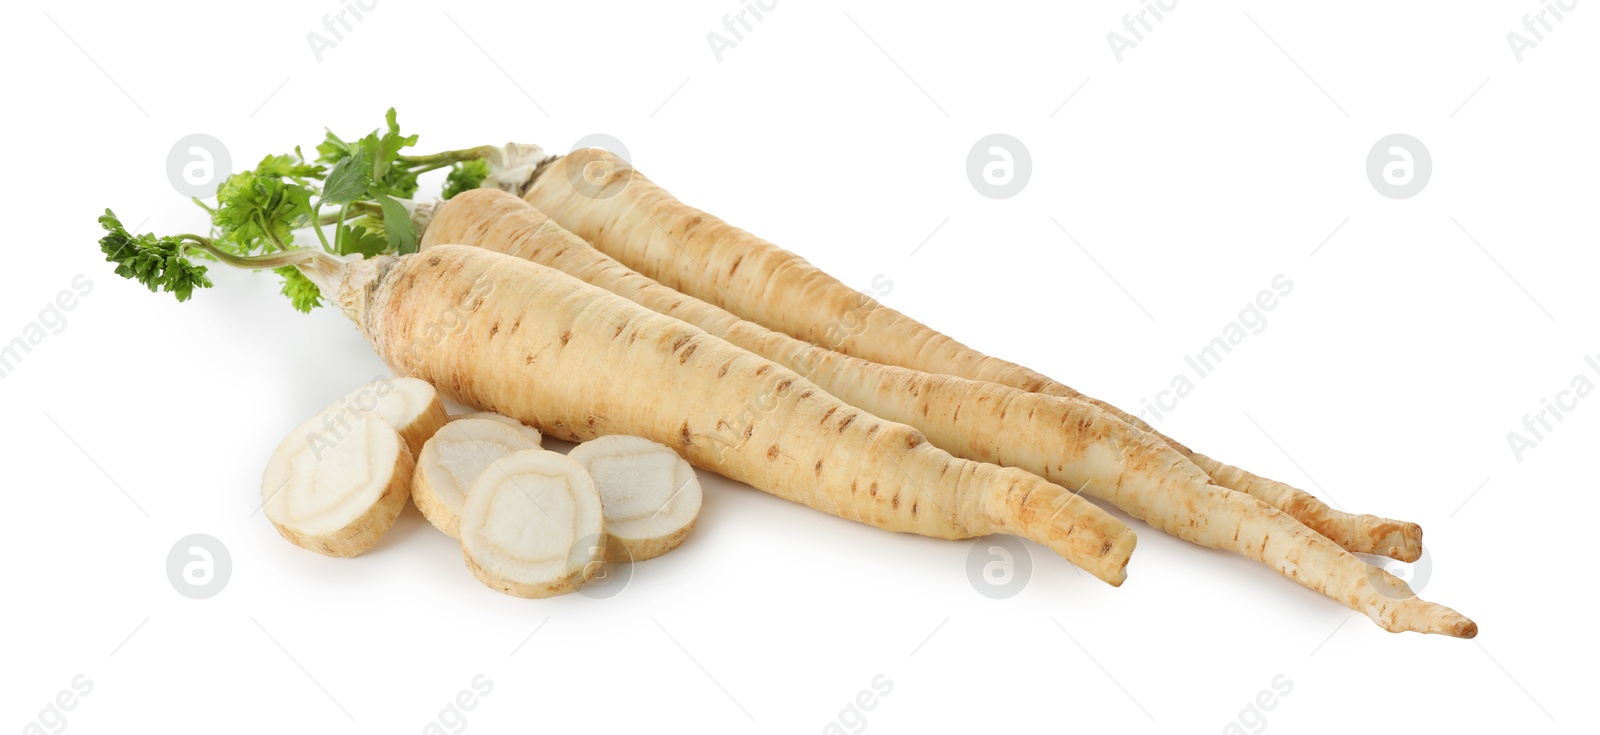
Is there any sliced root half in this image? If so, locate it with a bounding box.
[318,376,448,455]
[460,449,604,598]
[449,411,544,446]
[414,418,541,539]
[566,435,702,562]
[262,410,413,557]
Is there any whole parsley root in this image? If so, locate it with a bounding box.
[420,189,1475,637]
[518,148,1423,563]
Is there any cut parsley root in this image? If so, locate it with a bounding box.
[262,409,413,558]
[258,377,443,556]
[567,435,702,562]
[459,449,605,598]
[450,411,544,446]
[519,148,1424,563]
[355,376,449,456]
[413,418,541,539]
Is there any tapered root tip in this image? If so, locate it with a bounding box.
[1386,597,1478,638]
[1441,612,1479,639]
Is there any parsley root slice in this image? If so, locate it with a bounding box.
[460,449,605,598]
[422,190,1474,636]
[566,435,702,562]
[341,245,1133,585]
[519,148,1422,563]
[450,411,545,445]
[262,409,413,558]
[414,418,541,539]
[356,376,449,456]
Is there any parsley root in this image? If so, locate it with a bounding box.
[519,148,1422,563]
[257,377,443,556]
[460,449,604,598]
[566,435,702,562]
[414,418,541,539]
[450,411,545,445]
[356,376,449,456]
[421,189,1474,636]
[262,409,413,558]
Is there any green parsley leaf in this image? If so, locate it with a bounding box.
[374,193,417,255]
[252,149,325,182]
[98,209,212,302]
[315,109,422,197]
[316,129,355,166]
[442,159,491,199]
[211,172,307,254]
[336,223,388,258]
[321,149,370,205]
[274,266,322,313]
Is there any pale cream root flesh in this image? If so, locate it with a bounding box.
[459,449,604,598]
[322,376,449,456]
[370,377,449,455]
[567,435,703,561]
[262,410,413,557]
[450,411,544,446]
[413,418,541,539]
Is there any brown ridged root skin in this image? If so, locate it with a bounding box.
[335,245,1135,586]
[271,442,414,558]
[1190,454,1423,562]
[520,151,1423,562]
[421,190,1470,635]
[425,192,1211,527]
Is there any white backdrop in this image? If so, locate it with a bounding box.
[2,1,1592,732]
